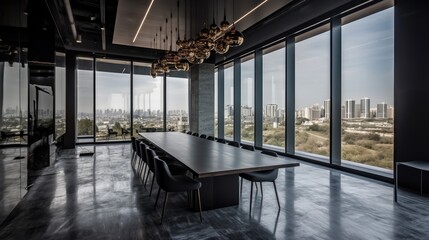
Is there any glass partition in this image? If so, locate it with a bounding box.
[133,62,164,135]
[95,59,131,141]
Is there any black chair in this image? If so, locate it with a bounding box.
[186,131,192,135]
[227,141,240,147]
[154,157,203,224]
[216,138,226,144]
[241,145,255,151]
[107,127,118,140]
[121,127,130,139]
[146,148,188,196]
[131,137,137,165]
[199,134,207,139]
[207,136,215,141]
[239,150,281,213]
[192,132,199,137]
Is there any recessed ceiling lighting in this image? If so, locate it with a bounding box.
[132,0,155,43]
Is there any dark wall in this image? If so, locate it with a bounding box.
[394,0,429,164]
[394,0,429,191]
[27,0,56,170]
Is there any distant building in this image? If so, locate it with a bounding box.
[324,99,330,120]
[265,104,278,118]
[360,97,371,118]
[345,99,355,119]
[377,102,387,118]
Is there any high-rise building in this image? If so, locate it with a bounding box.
[360,97,371,118]
[345,99,355,119]
[265,104,278,118]
[324,99,330,120]
[377,102,388,118]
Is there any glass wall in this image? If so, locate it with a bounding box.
[133,62,164,135]
[76,57,94,143]
[55,52,66,139]
[95,59,131,141]
[341,6,394,170]
[166,74,189,132]
[262,43,285,148]
[224,63,234,140]
[241,55,255,143]
[295,25,330,160]
[214,69,218,137]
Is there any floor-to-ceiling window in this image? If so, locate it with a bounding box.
[341,4,394,170]
[133,62,164,135]
[95,59,131,141]
[224,62,234,140]
[214,69,218,138]
[295,25,331,160]
[241,55,255,143]
[76,57,94,143]
[166,73,189,132]
[55,52,66,139]
[262,43,285,149]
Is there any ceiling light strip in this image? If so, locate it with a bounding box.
[132,0,155,43]
[234,0,268,25]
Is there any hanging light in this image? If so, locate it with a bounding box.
[224,23,244,47]
[214,38,229,54]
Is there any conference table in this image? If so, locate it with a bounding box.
[139,132,300,210]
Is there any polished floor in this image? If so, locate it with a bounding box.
[0,143,428,239]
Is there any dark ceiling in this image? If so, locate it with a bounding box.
[45,0,298,60]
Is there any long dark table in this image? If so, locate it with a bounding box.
[139,132,300,210]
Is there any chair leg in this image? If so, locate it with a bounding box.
[160,192,169,225]
[249,181,254,214]
[255,182,258,190]
[260,182,263,197]
[154,188,161,209]
[240,177,243,196]
[197,189,203,223]
[144,170,151,187]
[149,174,155,196]
[273,181,280,209]
[141,163,147,183]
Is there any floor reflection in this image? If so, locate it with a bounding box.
[1,143,429,239]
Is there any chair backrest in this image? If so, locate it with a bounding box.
[261,150,278,157]
[200,134,207,139]
[217,138,226,144]
[139,142,149,163]
[154,157,174,191]
[135,139,142,157]
[227,141,240,147]
[146,148,157,172]
[207,136,215,141]
[186,131,192,135]
[241,145,255,151]
[192,132,199,137]
[131,136,136,151]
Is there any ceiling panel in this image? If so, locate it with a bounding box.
[113,0,293,50]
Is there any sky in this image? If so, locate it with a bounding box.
[2,7,394,114]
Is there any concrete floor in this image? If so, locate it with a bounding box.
[0,143,428,239]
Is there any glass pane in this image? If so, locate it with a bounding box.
[341,7,394,170]
[241,55,254,143]
[55,52,66,139]
[263,43,285,149]
[133,62,164,135]
[166,76,188,132]
[214,69,218,137]
[224,63,234,140]
[295,26,330,160]
[77,57,94,143]
[95,59,131,142]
